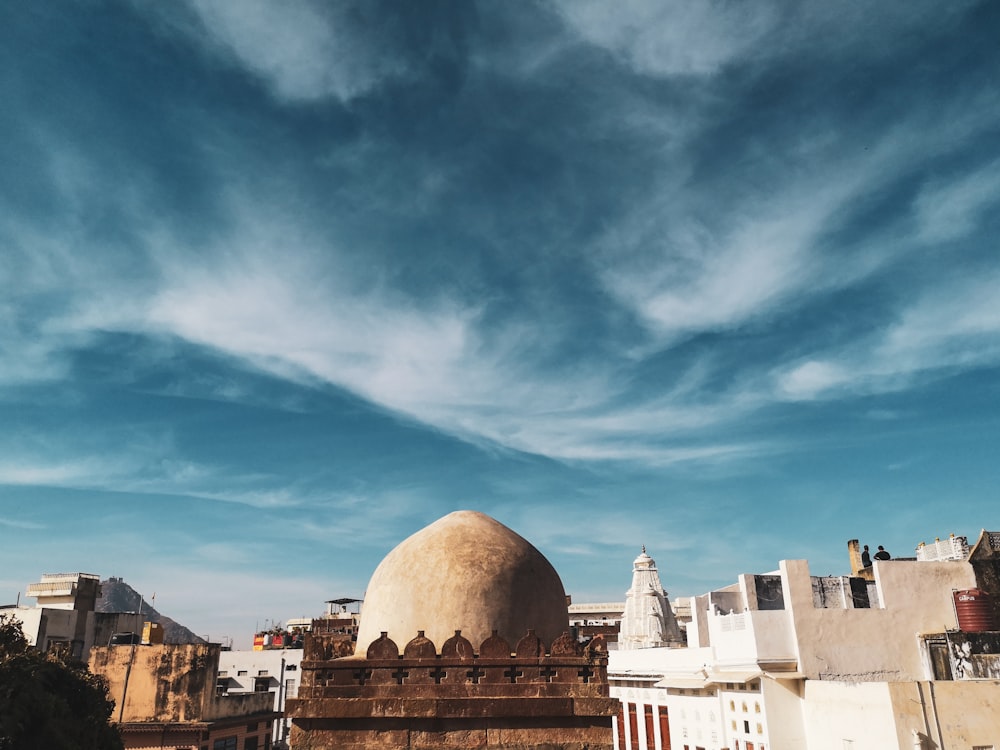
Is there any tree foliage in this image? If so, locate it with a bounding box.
[0,614,124,750]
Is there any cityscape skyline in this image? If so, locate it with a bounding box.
[2,1,999,648]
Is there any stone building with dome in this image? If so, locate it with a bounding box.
[287,510,617,749]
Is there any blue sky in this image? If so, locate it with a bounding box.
[2,1,999,648]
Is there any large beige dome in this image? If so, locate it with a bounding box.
[355,510,569,655]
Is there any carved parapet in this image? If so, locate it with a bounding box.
[288,627,616,719]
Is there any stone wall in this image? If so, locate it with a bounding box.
[289,629,617,749]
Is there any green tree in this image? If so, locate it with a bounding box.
[0,614,124,750]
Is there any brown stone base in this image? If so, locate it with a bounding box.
[290,715,614,749]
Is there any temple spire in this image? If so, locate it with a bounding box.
[618,547,682,649]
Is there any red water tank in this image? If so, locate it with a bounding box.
[954,589,998,632]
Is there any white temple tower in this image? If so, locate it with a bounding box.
[618,547,682,649]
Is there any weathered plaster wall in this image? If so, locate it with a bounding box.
[781,559,977,681]
[888,679,1000,749]
[90,643,274,723]
[90,643,217,721]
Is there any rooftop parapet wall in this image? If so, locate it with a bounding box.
[780,558,978,681]
[708,608,796,668]
[289,628,616,717]
[289,629,617,750]
[293,631,608,704]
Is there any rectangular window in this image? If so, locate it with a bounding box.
[213,738,237,750]
[658,706,670,750]
[285,664,297,671]
[243,737,258,750]
[744,721,750,733]
[258,670,269,676]
[237,670,248,677]
[254,676,271,693]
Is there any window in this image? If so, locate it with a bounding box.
[754,701,760,713]
[247,722,257,732]
[285,664,297,671]
[744,721,750,733]
[729,700,736,711]
[213,737,237,750]
[254,676,271,692]
[218,671,228,677]
[243,737,258,750]
[756,723,763,734]
[237,670,248,677]
[257,670,269,676]
[731,720,737,730]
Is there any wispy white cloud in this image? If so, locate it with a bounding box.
[0,458,132,488]
[2,0,998,476]
[181,0,411,102]
[913,157,1000,243]
[0,517,45,530]
[554,0,974,78]
[0,438,304,509]
[595,88,999,345]
[553,0,779,76]
[773,269,1000,401]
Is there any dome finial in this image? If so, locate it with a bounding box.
[641,544,646,554]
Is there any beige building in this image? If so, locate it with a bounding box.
[90,642,279,750]
[610,531,1000,750]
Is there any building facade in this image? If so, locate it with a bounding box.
[90,642,279,750]
[609,532,1000,750]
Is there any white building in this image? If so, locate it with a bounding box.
[217,647,304,749]
[218,600,362,749]
[610,533,1000,750]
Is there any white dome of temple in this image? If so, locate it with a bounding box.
[618,546,682,649]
